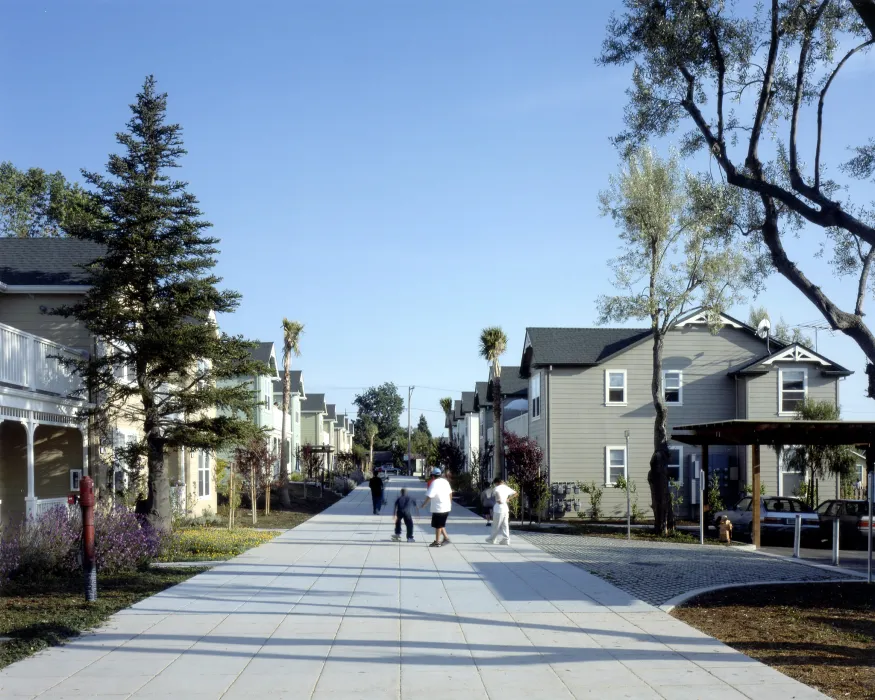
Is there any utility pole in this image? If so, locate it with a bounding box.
[407,385,414,476]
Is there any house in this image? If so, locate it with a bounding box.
[334,413,354,456]
[516,312,852,518]
[457,391,479,473]
[0,238,218,522]
[473,368,529,480]
[272,369,305,473]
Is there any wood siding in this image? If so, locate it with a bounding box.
[0,294,91,351]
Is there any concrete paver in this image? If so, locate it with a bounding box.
[0,477,828,699]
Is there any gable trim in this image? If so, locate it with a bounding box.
[762,345,831,367]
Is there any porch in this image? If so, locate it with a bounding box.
[0,322,89,524]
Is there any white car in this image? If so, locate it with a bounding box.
[714,496,819,541]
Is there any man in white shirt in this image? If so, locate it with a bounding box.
[422,467,453,548]
[486,477,516,546]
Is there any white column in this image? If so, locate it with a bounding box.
[23,413,37,518]
[80,425,89,477]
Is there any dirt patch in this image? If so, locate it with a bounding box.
[217,490,341,529]
[672,582,875,699]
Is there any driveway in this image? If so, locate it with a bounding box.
[0,477,828,699]
[520,531,855,606]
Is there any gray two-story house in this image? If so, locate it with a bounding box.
[516,311,851,518]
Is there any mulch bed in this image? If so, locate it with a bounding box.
[672,582,875,699]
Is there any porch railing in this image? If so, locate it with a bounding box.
[0,322,85,398]
[34,497,72,518]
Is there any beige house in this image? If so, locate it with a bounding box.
[0,238,216,524]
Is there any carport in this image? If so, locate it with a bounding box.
[672,420,875,579]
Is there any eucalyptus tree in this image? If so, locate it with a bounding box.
[278,319,304,509]
[598,148,751,534]
[600,0,875,396]
[480,327,508,479]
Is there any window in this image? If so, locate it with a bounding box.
[198,451,211,498]
[667,445,683,483]
[70,469,82,491]
[605,446,627,486]
[735,497,752,511]
[530,372,542,420]
[779,368,807,414]
[663,370,682,405]
[605,370,627,405]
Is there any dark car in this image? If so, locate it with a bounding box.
[816,499,872,548]
[714,496,819,542]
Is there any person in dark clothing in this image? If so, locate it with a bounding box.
[391,488,415,542]
[369,474,384,514]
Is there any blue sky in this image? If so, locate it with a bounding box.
[2,1,873,434]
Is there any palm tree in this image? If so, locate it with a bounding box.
[279,319,304,509]
[480,327,508,478]
[439,397,453,443]
[365,420,379,474]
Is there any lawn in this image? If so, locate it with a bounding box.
[0,567,203,670]
[672,582,875,700]
[157,528,279,562]
[215,490,341,530]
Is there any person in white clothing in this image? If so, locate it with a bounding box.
[486,477,516,545]
[422,467,453,548]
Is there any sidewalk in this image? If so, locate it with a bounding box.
[0,477,827,699]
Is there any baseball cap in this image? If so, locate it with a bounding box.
[431,467,442,476]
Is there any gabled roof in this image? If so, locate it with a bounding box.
[0,238,104,286]
[474,381,490,410]
[246,342,277,377]
[487,365,528,400]
[301,393,327,413]
[325,403,337,421]
[453,400,462,422]
[271,370,305,404]
[521,328,652,377]
[729,343,853,377]
[460,391,476,415]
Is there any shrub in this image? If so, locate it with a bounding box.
[333,476,357,495]
[1,503,160,582]
[579,481,604,521]
[706,472,725,513]
[614,475,643,521]
[289,472,304,482]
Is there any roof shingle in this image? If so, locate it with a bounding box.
[0,238,105,285]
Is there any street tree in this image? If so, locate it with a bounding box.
[363,418,379,472]
[278,318,304,509]
[54,76,263,531]
[353,382,404,447]
[234,436,275,525]
[600,0,875,397]
[786,399,856,508]
[598,148,751,534]
[503,431,544,523]
[0,162,97,237]
[480,327,508,479]
[439,397,454,442]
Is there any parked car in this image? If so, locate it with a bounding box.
[714,496,819,542]
[816,499,872,549]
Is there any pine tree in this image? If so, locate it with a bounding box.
[56,76,263,531]
[416,413,431,438]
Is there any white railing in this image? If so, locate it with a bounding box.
[35,497,72,518]
[0,322,84,398]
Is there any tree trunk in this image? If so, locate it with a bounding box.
[648,331,674,536]
[493,375,504,479]
[279,368,292,510]
[251,464,257,525]
[137,416,171,532]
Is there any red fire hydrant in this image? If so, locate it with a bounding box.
[79,476,97,601]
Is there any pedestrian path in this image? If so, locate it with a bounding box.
[1,477,826,699]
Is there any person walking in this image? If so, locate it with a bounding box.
[391,487,416,542]
[369,472,384,515]
[422,467,453,548]
[480,484,495,527]
[486,477,516,546]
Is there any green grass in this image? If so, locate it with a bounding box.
[157,528,280,562]
[0,568,203,670]
[519,522,737,546]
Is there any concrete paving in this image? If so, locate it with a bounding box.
[0,477,828,699]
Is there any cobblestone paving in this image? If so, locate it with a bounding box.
[519,531,855,606]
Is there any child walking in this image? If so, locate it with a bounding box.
[391,488,416,542]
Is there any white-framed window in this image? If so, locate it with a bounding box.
[605,370,627,405]
[778,368,808,415]
[198,451,211,498]
[664,370,683,405]
[530,372,542,420]
[667,445,683,483]
[605,446,627,486]
[70,469,82,491]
